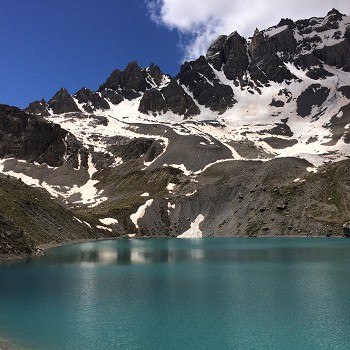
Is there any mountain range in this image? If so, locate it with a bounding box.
[1,8,350,258]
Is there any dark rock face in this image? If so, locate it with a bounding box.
[206,32,249,81]
[25,99,50,116]
[178,56,236,114]
[74,88,110,113]
[100,90,124,105]
[206,35,228,71]
[324,102,350,145]
[0,105,87,168]
[314,39,350,68]
[297,84,330,117]
[248,28,296,84]
[99,61,148,92]
[250,54,294,84]
[261,137,298,149]
[0,105,67,166]
[48,88,80,114]
[339,86,350,99]
[306,66,334,80]
[99,61,167,98]
[266,24,297,57]
[138,79,200,117]
[139,89,167,115]
[148,63,165,86]
[161,80,200,117]
[294,54,322,69]
[270,99,285,107]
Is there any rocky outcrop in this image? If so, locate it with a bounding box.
[106,136,164,163]
[206,32,249,81]
[139,79,200,117]
[99,61,147,93]
[74,88,109,113]
[314,38,350,68]
[100,90,124,105]
[265,22,297,57]
[343,221,350,237]
[48,88,80,114]
[99,61,168,97]
[25,99,50,116]
[161,79,200,117]
[147,63,165,86]
[139,89,167,115]
[0,104,86,167]
[295,54,321,70]
[178,56,236,114]
[297,84,330,117]
[248,29,296,84]
[306,66,334,80]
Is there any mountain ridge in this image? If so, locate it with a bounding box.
[1,9,350,256]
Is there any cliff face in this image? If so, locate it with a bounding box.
[1,9,350,254]
[0,104,88,168]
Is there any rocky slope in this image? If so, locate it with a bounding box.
[1,9,350,254]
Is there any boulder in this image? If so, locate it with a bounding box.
[343,221,350,237]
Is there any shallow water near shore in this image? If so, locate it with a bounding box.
[1,237,350,350]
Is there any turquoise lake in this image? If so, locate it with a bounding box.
[1,238,350,350]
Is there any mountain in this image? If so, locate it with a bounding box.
[2,9,350,255]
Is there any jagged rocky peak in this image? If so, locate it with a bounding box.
[178,56,236,114]
[73,87,109,113]
[48,87,80,114]
[99,61,168,98]
[147,63,167,86]
[25,98,50,116]
[206,31,249,81]
[138,78,200,117]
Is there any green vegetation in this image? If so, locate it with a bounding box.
[0,174,97,256]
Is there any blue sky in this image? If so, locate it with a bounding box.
[0,0,180,108]
[2,0,350,109]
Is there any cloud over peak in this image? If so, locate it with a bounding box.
[146,0,350,62]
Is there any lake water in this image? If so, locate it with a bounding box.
[1,238,350,350]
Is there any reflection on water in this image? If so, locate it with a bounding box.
[40,239,207,266]
[23,237,350,269]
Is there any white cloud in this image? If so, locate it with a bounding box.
[146,0,350,61]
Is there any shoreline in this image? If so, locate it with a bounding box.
[0,234,347,262]
[0,340,16,350]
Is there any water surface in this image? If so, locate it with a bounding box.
[1,238,350,350]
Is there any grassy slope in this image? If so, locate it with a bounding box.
[0,174,106,258]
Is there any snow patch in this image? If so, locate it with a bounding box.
[99,218,118,225]
[130,199,154,229]
[96,225,113,232]
[178,214,204,238]
[167,183,176,191]
[185,190,197,197]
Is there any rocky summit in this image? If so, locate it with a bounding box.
[2,9,350,256]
